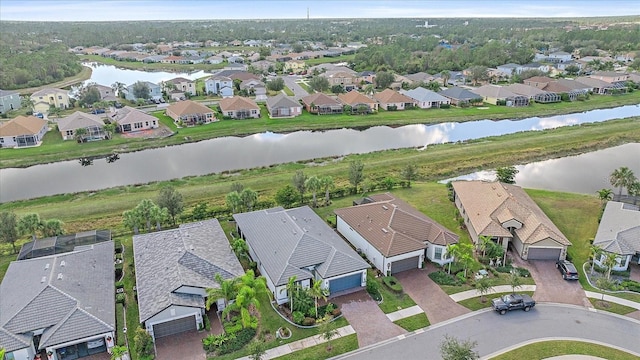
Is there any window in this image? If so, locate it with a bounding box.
[58,95,63,99]
[66,130,73,136]
[434,247,443,260]
[145,121,149,126]
[134,122,143,129]
[227,111,233,116]
[252,110,257,114]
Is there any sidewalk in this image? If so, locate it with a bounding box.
[449,285,537,302]
[386,305,424,322]
[584,291,640,310]
[236,325,355,360]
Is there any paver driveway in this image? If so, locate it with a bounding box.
[333,290,406,347]
[155,311,224,360]
[395,266,470,324]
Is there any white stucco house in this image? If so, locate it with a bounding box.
[593,201,640,271]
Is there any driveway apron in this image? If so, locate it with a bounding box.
[333,290,406,347]
[395,266,471,324]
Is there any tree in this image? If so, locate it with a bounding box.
[80,85,101,106]
[103,122,116,139]
[111,81,126,98]
[135,199,156,232]
[375,71,395,89]
[478,235,493,258]
[609,166,636,197]
[456,242,475,277]
[232,238,249,261]
[248,341,266,360]
[469,65,488,86]
[439,335,479,360]
[266,77,285,91]
[48,105,63,118]
[400,163,418,188]
[440,70,451,86]
[305,175,322,207]
[133,328,154,359]
[320,176,335,205]
[331,84,345,94]
[349,160,365,194]
[602,252,618,280]
[275,184,298,208]
[132,81,151,100]
[0,212,19,253]
[18,213,41,240]
[226,191,243,213]
[565,64,580,76]
[21,96,35,112]
[475,277,493,303]
[286,276,298,312]
[596,188,613,204]
[319,320,339,351]
[122,209,142,234]
[240,188,258,211]
[445,243,461,274]
[628,180,640,205]
[292,170,308,204]
[206,273,239,320]
[157,186,184,226]
[509,272,522,294]
[224,270,267,329]
[41,219,64,237]
[309,76,330,92]
[149,205,168,231]
[309,279,328,317]
[74,127,87,143]
[363,84,376,96]
[110,345,128,360]
[191,202,208,220]
[231,182,244,193]
[589,245,603,275]
[496,166,519,184]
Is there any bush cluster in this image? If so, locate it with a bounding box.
[366,276,382,301]
[428,270,461,286]
[382,276,403,293]
[218,328,257,355]
[621,280,640,293]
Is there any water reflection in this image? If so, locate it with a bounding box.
[82,63,212,86]
[78,153,121,167]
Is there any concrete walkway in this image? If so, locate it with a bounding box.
[584,291,640,310]
[449,285,537,302]
[386,305,423,322]
[235,325,355,360]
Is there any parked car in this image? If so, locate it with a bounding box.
[556,260,579,280]
[91,108,105,114]
[33,112,44,119]
[114,102,124,109]
[491,293,536,315]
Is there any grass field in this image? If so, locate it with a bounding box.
[392,313,430,332]
[491,340,639,360]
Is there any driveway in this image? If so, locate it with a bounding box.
[512,257,590,307]
[282,75,309,100]
[333,290,406,347]
[155,311,223,360]
[395,266,470,324]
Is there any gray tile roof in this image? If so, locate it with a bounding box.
[594,201,640,255]
[400,87,449,103]
[0,242,115,350]
[439,87,480,100]
[0,89,19,97]
[233,206,369,287]
[133,219,244,323]
[0,327,30,352]
[266,94,301,111]
[57,111,105,132]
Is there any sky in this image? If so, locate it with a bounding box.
[1,0,638,21]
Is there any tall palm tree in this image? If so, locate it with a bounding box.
[18,213,42,240]
[226,191,242,213]
[135,199,156,232]
[41,219,64,237]
[74,127,87,143]
[149,206,167,231]
[628,181,640,205]
[589,245,603,275]
[445,243,461,274]
[206,274,239,320]
[320,176,335,206]
[286,276,298,311]
[440,70,451,87]
[363,84,375,96]
[305,176,322,208]
[309,279,328,317]
[240,188,258,211]
[122,209,142,234]
[603,252,618,280]
[609,167,635,197]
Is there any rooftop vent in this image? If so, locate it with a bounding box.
[60,261,66,267]
[41,276,46,283]
[292,216,297,221]
[44,263,49,270]
[57,273,63,280]
[382,205,388,210]
[381,228,388,233]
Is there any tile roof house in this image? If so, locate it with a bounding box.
[0,89,22,114]
[204,76,234,98]
[451,180,571,260]
[57,111,108,141]
[162,77,196,96]
[240,79,267,101]
[266,94,302,118]
[92,84,118,101]
[300,93,343,115]
[405,72,440,85]
[110,106,159,133]
[335,193,459,274]
[400,87,450,109]
[438,87,483,106]
[166,100,216,126]
[593,202,640,271]
[338,90,378,113]
[0,241,115,360]
[470,85,529,106]
[134,219,244,340]
[373,89,415,110]
[575,76,625,95]
[504,83,561,103]
[234,206,370,304]
[30,88,70,114]
[124,81,162,101]
[0,115,48,148]
[589,71,630,83]
[219,96,260,119]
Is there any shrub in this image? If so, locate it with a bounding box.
[303,317,316,326]
[456,272,466,283]
[382,276,403,293]
[134,328,154,359]
[496,265,513,273]
[621,280,640,293]
[204,314,211,331]
[366,276,382,301]
[223,321,243,335]
[306,307,317,319]
[440,103,450,109]
[429,270,460,286]
[331,308,341,317]
[218,328,256,355]
[202,333,235,352]
[115,293,126,304]
[292,311,305,324]
[515,267,530,277]
[115,280,124,289]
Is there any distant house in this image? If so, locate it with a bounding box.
[593,202,640,272]
[524,77,590,100]
[204,76,234,98]
[228,56,245,64]
[496,63,520,77]
[57,111,107,141]
[338,90,378,113]
[452,180,571,260]
[92,84,118,101]
[335,193,459,274]
[219,96,260,119]
[0,89,21,114]
[166,100,216,126]
[300,93,343,115]
[266,94,302,118]
[589,71,630,84]
[357,71,376,85]
[373,89,415,110]
[405,72,440,85]
[504,83,560,103]
[163,77,196,96]
[575,76,625,95]
[400,87,450,108]
[284,60,306,73]
[111,106,159,133]
[0,115,48,148]
[323,71,358,91]
[233,206,370,305]
[134,219,244,340]
[471,85,529,106]
[0,241,115,360]
[207,55,224,64]
[438,87,482,106]
[240,79,267,100]
[30,88,70,114]
[251,60,276,73]
[124,81,162,101]
[548,51,573,63]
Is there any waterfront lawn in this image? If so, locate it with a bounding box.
[492,340,639,360]
[392,313,430,332]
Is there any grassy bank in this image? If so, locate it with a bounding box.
[2,92,639,169]
[17,66,93,95]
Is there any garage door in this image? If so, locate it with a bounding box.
[152,315,196,338]
[527,247,561,260]
[329,273,362,294]
[390,256,419,274]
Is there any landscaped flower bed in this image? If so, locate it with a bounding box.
[382,276,403,293]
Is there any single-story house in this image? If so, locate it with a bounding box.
[593,202,640,271]
[575,76,626,95]
[400,87,450,109]
[300,93,343,115]
[205,76,234,98]
[589,71,630,83]
[471,85,529,106]
[57,111,108,141]
[451,180,572,260]
[219,96,260,119]
[266,94,302,118]
[111,106,159,133]
[373,89,415,110]
[0,89,22,114]
[504,83,561,103]
[166,100,216,126]
[0,241,115,360]
[338,90,378,113]
[124,81,162,101]
[335,193,459,274]
[233,206,370,305]
[30,88,70,114]
[438,87,483,107]
[0,115,48,148]
[134,219,244,340]
[163,77,196,96]
[404,72,440,85]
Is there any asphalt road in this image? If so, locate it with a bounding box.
[282,75,309,100]
[335,304,640,360]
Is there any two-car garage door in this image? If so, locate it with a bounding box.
[390,256,420,274]
[527,247,562,260]
[152,315,196,339]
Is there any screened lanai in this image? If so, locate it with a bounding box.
[17,229,112,260]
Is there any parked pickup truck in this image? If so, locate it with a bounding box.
[491,293,536,315]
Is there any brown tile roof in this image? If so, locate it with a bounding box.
[452,181,571,246]
[166,100,213,117]
[373,89,414,104]
[525,76,554,84]
[338,90,376,105]
[334,192,459,257]
[112,106,158,126]
[300,93,341,107]
[219,96,259,112]
[0,116,48,137]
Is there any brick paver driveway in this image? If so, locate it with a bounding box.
[395,266,470,324]
[333,290,406,347]
[513,258,590,307]
[155,311,223,360]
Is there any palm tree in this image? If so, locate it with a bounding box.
[18,213,42,240]
[74,127,87,143]
[603,252,618,280]
[240,188,258,211]
[21,96,35,113]
[609,167,635,197]
[319,320,339,351]
[596,188,613,204]
[225,270,267,329]
[103,123,116,139]
[589,245,603,275]
[231,238,249,261]
[41,219,64,237]
[478,235,493,258]
[440,70,451,86]
[149,205,167,231]
[226,191,242,213]
[286,276,298,311]
[445,243,461,274]
[475,277,492,303]
[111,81,126,98]
[135,199,156,232]
[305,176,322,208]
[628,181,640,205]
[320,176,335,206]
[206,274,239,320]
[309,279,328,317]
[508,272,522,294]
[122,209,142,234]
[363,84,375,96]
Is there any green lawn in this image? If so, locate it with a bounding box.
[588,298,638,315]
[369,270,417,314]
[283,86,294,96]
[271,334,358,360]
[491,340,639,360]
[440,272,536,295]
[392,313,430,332]
[305,54,356,66]
[458,291,535,311]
